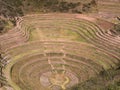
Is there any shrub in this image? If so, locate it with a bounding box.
[114,23,120,33]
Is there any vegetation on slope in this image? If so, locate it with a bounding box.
[0,0,97,33]
[110,22,120,35]
[114,23,120,34]
[67,68,120,90]
[0,19,14,34]
[0,0,23,33]
[22,0,97,13]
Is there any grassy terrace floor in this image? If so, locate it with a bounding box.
[0,14,120,90]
